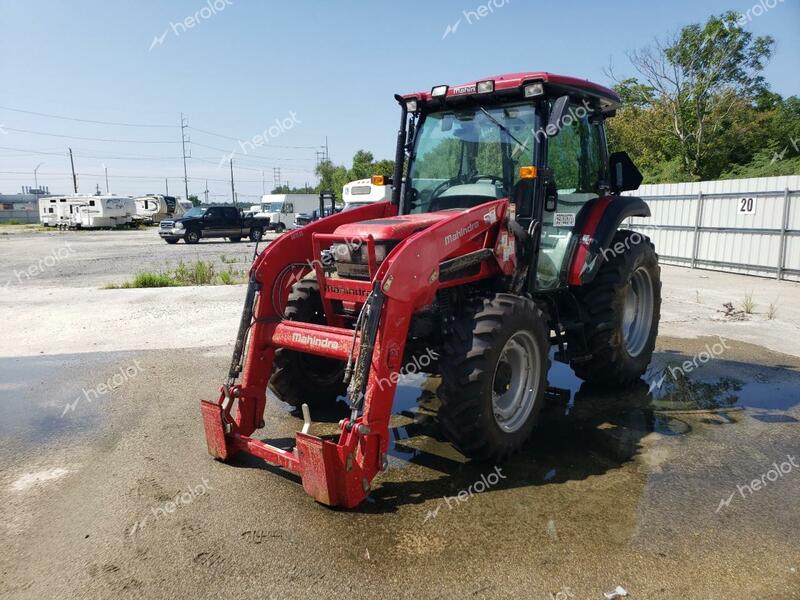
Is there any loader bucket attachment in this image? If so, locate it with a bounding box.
[200,400,230,461]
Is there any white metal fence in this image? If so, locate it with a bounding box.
[624,176,800,282]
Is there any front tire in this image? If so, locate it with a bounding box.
[165,238,178,245]
[268,281,347,409]
[228,236,242,243]
[249,228,263,242]
[438,294,550,460]
[274,223,286,233]
[568,229,661,385]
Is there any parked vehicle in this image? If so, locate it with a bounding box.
[39,194,135,228]
[342,177,391,210]
[74,195,136,228]
[294,206,339,227]
[200,71,660,508]
[159,205,271,244]
[134,194,179,223]
[251,194,319,232]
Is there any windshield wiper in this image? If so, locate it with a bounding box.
[479,107,528,150]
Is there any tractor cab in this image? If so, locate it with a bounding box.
[332,72,633,291]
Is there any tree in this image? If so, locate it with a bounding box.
[188,194,200,207]
[314,150,395,198]
[609,12,775,180]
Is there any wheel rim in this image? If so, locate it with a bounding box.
[622,266,654,357]
[491,330,541,433]
[187,232,198,242]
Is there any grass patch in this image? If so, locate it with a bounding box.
[105,259,247,289]
[741,291,756,314]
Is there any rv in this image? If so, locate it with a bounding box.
[73,195,135,228]
[134,194,180,223]
[39,194,136,228]
[252,193,319,232]
[341,178,391,210]
[39,195,90,227]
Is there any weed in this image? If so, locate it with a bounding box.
[741,292,756,315]
[767,302,778,320]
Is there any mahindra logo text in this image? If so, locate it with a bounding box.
[291,332,340,350]
[444,221,479,245]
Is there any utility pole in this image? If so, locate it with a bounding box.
[203,179,209,204]
[229,159,237,208]
[165,178,169,196]
[103,164,109,193]
[68,147,78,193]
[261,169,266,195]
[34,162,43,189]
[325,136,329,161]
[180,113,190,201]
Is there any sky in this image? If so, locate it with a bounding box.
[0,0,798,202]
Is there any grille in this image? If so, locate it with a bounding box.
[160,221,174,229]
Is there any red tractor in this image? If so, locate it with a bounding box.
[201,72,661,507]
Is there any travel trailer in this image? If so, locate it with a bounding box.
[251,193,318,231]
[39,194,135,228]
[134,194,181,223]
[341,178,391,210]
[39,195,89,227]
[73,195,136,228]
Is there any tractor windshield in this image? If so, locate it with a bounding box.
[407,102,536,213]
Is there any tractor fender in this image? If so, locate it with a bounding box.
[565,195,651,286]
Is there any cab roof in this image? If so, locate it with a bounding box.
[403,71,621,113]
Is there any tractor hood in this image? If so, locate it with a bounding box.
[332,210,461,242]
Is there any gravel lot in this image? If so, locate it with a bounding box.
[1,228,799,599]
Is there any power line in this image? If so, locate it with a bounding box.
[187,125,318,149]
[0,145,184,161]
[189,140,317,163]
[0,104,174,128]
[2,126,177,144]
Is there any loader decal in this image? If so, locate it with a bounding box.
[291,332,340,350]
[444,221,480,245]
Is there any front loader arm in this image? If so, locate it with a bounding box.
[200,198,512,508]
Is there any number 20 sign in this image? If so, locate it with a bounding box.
[738,197,756,215]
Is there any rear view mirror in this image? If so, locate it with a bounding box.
[546,95,570,137]
[609,151,643,193]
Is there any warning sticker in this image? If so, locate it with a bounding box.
[554,213,576,227]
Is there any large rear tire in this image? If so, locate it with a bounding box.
[438,294,550,460]
[268,281,347,409]
[568,229,661,385]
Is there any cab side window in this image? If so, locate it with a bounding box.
[537,101,607,290]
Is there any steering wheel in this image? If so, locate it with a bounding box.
[429,176,464,200]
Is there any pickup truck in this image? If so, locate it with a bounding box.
[159,206,271,244]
